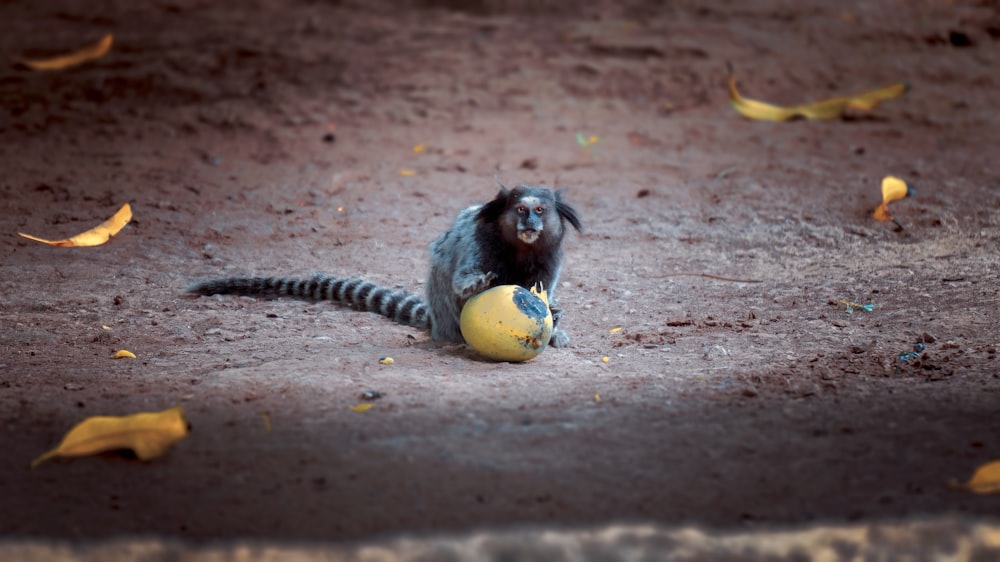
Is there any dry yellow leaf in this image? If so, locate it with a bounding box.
[609,327,622,333]
[412,144,426,154]
[18,203,132,247]
[113,349,136,359]
[19,33,113,71]
[399,169,416,176]
[846,83,910,111]
[881,176,910,203]
[31,406,189,468]
[350,403,374,413]
[950,460,1000,494]
[728,74,907,122]
[873,176,913,223]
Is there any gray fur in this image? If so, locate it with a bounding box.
[186,275,429,329]
[187,184,582,348]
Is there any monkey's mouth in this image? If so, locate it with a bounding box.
[518,229,540,244]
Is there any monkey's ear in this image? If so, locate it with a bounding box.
[492,173,509,192]
[555,190,583,232]
[477,187,511,223]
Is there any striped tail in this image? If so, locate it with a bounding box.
[186,275,430,330]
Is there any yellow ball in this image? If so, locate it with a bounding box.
[460,284,554,362]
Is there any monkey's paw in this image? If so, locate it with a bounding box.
[549,328,571,348]
[455,271,497,299]
[549,302,563,325]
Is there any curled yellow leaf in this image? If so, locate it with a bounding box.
[846,83,910,111]
[31,406,189,468]
[350,403,374,412]
[19,33,113,71]
[18,203,132,247]
[728,73,907,122]
[881,176,910,204]
[873,176,913,223]
[113,350,136,359]
[872,204,891,222]
[950,460,1000,494]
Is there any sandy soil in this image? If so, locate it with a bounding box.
[2,0,1000,547]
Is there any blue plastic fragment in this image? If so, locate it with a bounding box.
[844,302,874,314]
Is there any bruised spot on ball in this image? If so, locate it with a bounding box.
[519,332,545,350]
[512,286,548,319]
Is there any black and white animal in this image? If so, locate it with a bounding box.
[187,184,583,347]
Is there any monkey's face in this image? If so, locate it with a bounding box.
[480,184,580,249]
[511,195,551,245]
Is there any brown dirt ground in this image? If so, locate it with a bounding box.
[2,0,1000,549]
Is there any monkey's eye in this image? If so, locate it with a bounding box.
[516,205,528,215]
[534,206,545,215]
